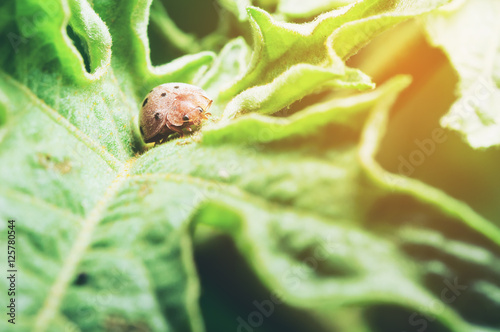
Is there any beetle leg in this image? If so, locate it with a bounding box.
[166,122,184,137]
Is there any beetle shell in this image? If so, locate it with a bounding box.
[139,83,213,144]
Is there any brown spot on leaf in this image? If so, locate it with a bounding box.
[37,153,72,174]
[104,315,150,332]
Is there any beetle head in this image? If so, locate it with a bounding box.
[183,104,212,126]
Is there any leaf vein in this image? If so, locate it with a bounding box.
[0,72,123,171]
[34,160,134,332]
[0,187,82,222]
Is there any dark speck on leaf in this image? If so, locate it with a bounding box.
[142,98,148,107]
[74,272,88,285]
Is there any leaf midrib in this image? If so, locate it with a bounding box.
[33,160,134,332]
[1,68,135,331]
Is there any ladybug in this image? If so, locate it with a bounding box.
[139,83,213,144]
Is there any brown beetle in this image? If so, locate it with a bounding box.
[139,83,213,144]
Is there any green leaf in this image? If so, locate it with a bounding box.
[0,0,213,330]
[195,37,252,118]
[148,0,202,54]
[277,0,357,20]
[221,64,373,119]
[219,0,456,119]
[66,0,112,81]
[204,75,404,145]
[358,76,500,248]
[217,0,252,22]
[424,0,500,148]
[89,0,215,99]
[133,75,500,332]
[219,5,358,101]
